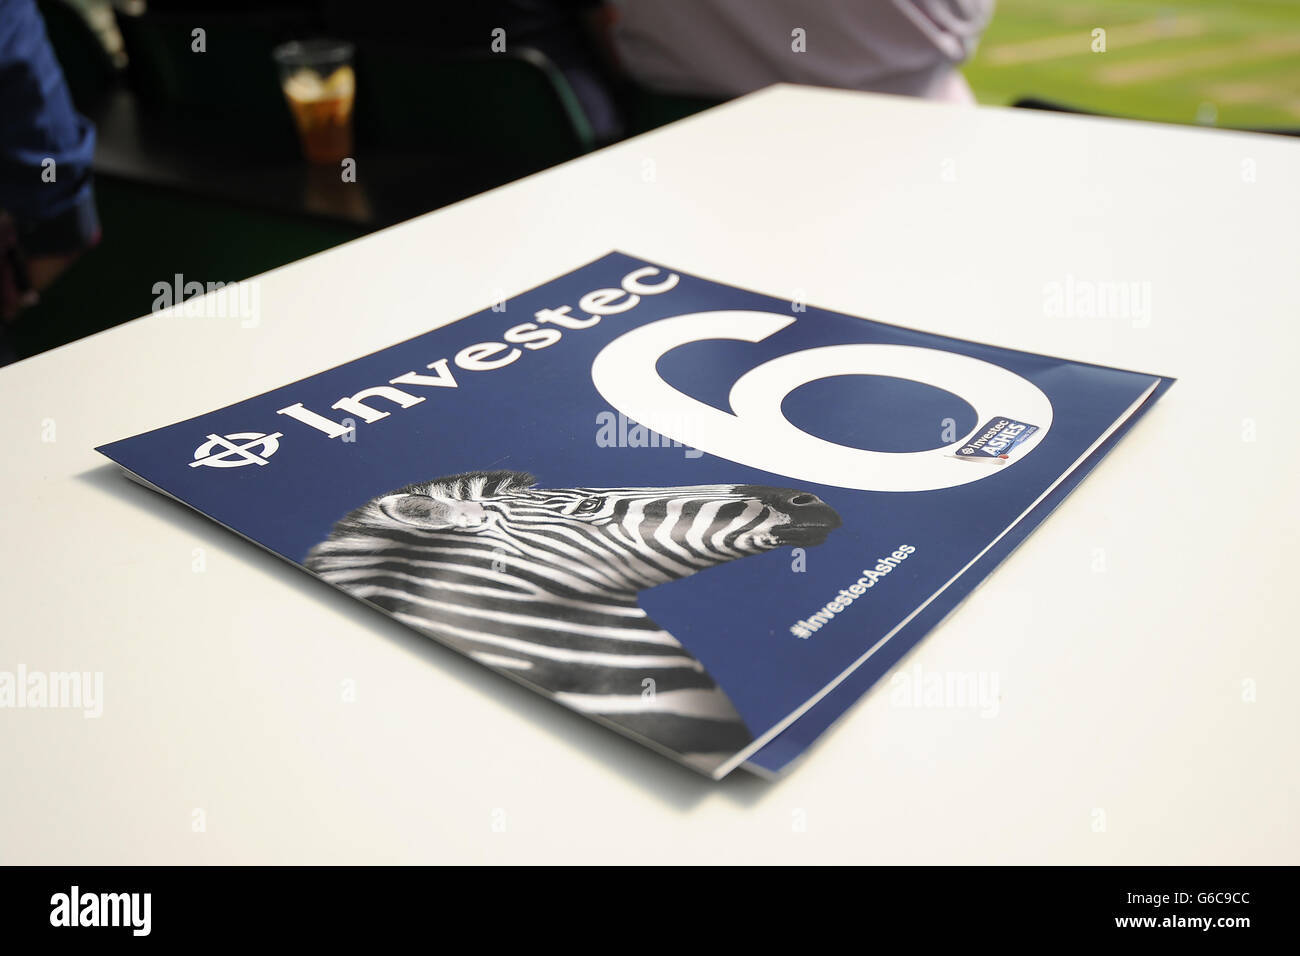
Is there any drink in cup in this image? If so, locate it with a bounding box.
[272,40,356,165]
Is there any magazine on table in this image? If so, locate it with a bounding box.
[97,252,1174,778]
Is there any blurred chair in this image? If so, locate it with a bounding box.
[351,43,596,168]
[112,8,597,168]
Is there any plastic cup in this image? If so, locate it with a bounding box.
[272,39,356,165]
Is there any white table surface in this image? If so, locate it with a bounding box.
[2,85,1296,864]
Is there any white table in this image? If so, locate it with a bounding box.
[2,85,1296,864]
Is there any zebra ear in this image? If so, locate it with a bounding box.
[379,494,487,531]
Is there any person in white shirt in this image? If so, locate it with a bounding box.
[609,0,994,104]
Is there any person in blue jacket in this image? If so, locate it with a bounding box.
[1,0,101,362]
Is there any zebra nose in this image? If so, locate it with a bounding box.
[735,485,841,539]
[736,485,831,513]
[769,489,829,511]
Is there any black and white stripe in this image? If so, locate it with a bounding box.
[306,470,840,772]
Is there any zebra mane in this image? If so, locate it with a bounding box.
[395,470,538,501]
[315,470,538,545]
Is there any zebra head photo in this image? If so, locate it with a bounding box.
[305,470,841,773]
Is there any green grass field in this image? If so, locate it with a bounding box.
[964,0,1300,129]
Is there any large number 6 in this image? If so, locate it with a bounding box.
[591,310,1052,492]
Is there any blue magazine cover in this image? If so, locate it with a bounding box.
[96,252,1172,779]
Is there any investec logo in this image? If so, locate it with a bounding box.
[190,431,285,468]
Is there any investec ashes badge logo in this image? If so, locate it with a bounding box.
[189,431,284,468]
[953,416,1038,464]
